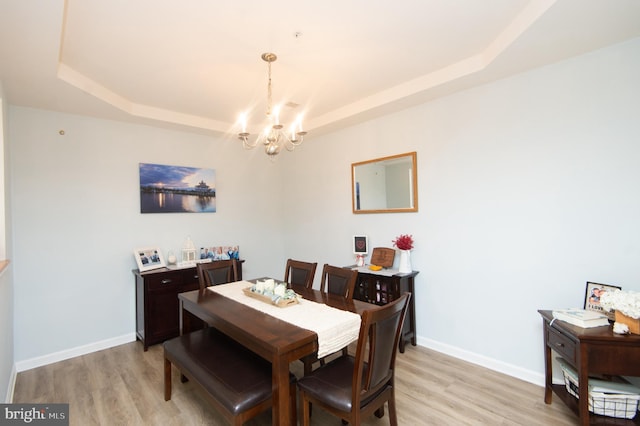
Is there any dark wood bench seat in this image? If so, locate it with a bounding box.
[164,328,296,425]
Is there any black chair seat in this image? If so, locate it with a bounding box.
[164,328,296,423]
[298,356,356,412]
[298,357,389,413]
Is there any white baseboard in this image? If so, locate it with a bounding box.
[15,333,136,373]
[417,336,546,387]
[5,364,16,403]
[11,333,555,391]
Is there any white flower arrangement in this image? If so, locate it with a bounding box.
[251,279,298,302]
[599,289,640,319]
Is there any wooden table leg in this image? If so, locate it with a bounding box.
[180,299,204,335]
[179,300,188,335]
[272,356,293,426]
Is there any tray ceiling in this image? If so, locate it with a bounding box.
[1,0,639,137]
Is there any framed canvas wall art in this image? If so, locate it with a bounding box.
[139,163,216,213]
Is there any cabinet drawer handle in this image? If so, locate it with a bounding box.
[161,279,173,284]
[555,342,564,348]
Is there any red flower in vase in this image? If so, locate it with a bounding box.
[392,234,414,250]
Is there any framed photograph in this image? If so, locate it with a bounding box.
[199,245,240,261]
[139,163,216,213]
[584,281,621,321]
[353,235,368,254]
[134,247,166,272]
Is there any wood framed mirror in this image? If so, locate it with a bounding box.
[352,152,418,214]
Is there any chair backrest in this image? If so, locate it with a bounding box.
[319,264,358,301]
[284,259,317,289]
[352,292,411,408]
[197,259,238,290]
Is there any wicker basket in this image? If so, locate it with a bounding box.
[558,358,640,420]
[615,311,640,335]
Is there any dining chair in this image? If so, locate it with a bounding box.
[301,264,359,375]
[297,292,411,426]
[320,263,358,301]
[284,258,317,289]
[197,259,238,291]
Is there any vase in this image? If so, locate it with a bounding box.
[398,250,412,273]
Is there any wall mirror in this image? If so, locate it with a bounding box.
[352,152,418,214]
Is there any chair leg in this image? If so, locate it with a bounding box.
[164,357,172,401]
[301,392,311,426]
[303,357,313,376]
[388,393,398,426]
[290,382,297,423]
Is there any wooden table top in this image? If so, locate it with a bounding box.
[178,280,377,361]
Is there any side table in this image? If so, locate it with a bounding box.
[350,267,418,352]
[539,309,640,425]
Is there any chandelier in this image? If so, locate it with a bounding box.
[238,53,307,159]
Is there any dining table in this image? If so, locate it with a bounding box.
[178,278,377,426]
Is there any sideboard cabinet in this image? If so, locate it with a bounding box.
[351,268,418,352]
[134,262,243,350]
[539,310,640,425]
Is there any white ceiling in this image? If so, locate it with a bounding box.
[1,0,639,138]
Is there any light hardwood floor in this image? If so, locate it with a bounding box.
[13,341,579,425]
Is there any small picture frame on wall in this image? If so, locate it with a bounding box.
[353,235,368,254]
[134,247,166,272]
[584,281,621,321]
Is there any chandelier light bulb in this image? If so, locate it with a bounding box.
[273,105,280,126]
[297,114,304,132]
[239,114,247,133]
[290,123,296,141]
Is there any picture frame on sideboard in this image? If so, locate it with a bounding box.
[584,281,621,321]
[134,247,166,272]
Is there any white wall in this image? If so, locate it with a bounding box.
[8,37,640,387]
[279,37,640,383]
[9,111,287,365]
[0,80,15,402]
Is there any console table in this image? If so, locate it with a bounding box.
[350,267,418,352]
[539,310,640,425]
[134,262,243,350]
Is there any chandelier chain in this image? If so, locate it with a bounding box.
[266,60,272,117]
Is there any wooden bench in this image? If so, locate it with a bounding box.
[164,328,296,425]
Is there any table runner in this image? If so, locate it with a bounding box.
[209,281,361,358]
